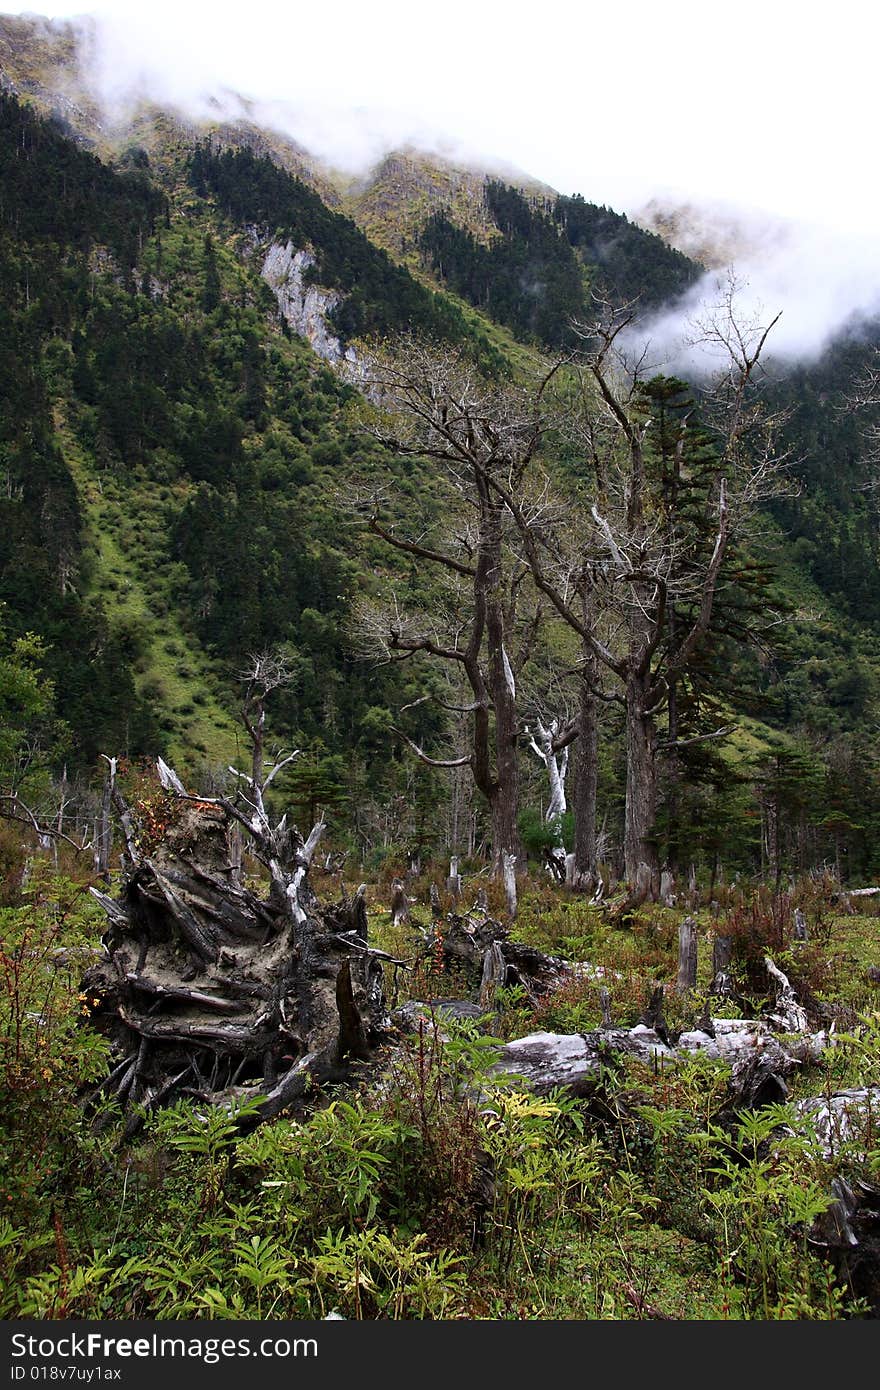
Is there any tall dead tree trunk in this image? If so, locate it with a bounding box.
[676,916,698,994]
[360,345,549,887]
[527,716,572,880]
[569,643,600,891]
[624,667,659,890]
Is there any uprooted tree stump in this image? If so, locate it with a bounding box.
[83,761,394,1132]
[416,907,572,1008]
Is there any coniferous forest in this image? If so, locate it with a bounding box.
[3,14,880,1323]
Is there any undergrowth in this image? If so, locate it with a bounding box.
[2,863,880,1319]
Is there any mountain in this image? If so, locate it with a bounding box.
[635,194,802,270]
[0,11,700,343]
[340,148,549,260]
[2,12,880,881]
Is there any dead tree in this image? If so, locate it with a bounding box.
[389,877,410,928]
[844,345,880,466]
[81,657,396,1128]
[417,903,569,1006]
[353,340,561,904]
[710,930,733,995]
[676,915,698,994]
[488,287,787,893]
[526,716,575,878]
[445,855,462,900]
[82,762,393,1131]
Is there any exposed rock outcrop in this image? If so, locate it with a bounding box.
[260,240,360,370]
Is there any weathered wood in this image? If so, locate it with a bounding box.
[389,877,410,928]
[391,999,487,1033]
[793,1086,880,1306]
[125,974,238,1012]
[599,986,613,1030]
[765,955,809,1033]
[327,883,368,941]
[543,845,567,881]
[83,761,390,1125]
[88,887,131,937]
[500,941,570,1003]
[494,1028,674,1093]
[502,852,518,920]
[228,822,243,887]
[420,908,570,1006]
[493,1017,828,1097]
[446,856,461,900]
[676,916,698,994]
[795,1087,880,1161]
[147,862,220,965]
[479,941,505,1007]
[96,762,112,881]
[335,960,371,1062]
[794,906,809,941]
[660,869,676,907]
[711,931,732,978]
[639,984,670,1046]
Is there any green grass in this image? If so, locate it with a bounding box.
[57,420,240,773]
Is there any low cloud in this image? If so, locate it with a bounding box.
[624,202,880,375]
[10,9,880,369]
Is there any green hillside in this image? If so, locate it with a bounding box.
[420,180,701,346]
[6,21,880,1331]
[1,76,880,880]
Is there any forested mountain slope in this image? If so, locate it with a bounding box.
[1,19,880,882]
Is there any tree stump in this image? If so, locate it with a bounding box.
[82,766,390,1130]
[676,916,698,994]
[389,877,410,928]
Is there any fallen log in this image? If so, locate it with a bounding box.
[792,1087,880,1312]
[391,999,488,1033]
[491,1017,828,1098]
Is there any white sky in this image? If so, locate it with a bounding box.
[5,2,880,358]
[4,0,875,228]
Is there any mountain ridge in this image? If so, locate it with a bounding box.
[3,18,880,881]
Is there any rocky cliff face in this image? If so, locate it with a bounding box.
[260,240,359,369]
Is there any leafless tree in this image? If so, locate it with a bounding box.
[490,284,788,894]
[525,714,574,878]
[351,340,559,901]
[844,346,880,466]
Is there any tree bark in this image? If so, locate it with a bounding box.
[82,769,389,1126]
[569,643,599,890]
[711,931,733,982]
[484,500,523,876]
[623,669,658,890]
[676,916,698,994]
